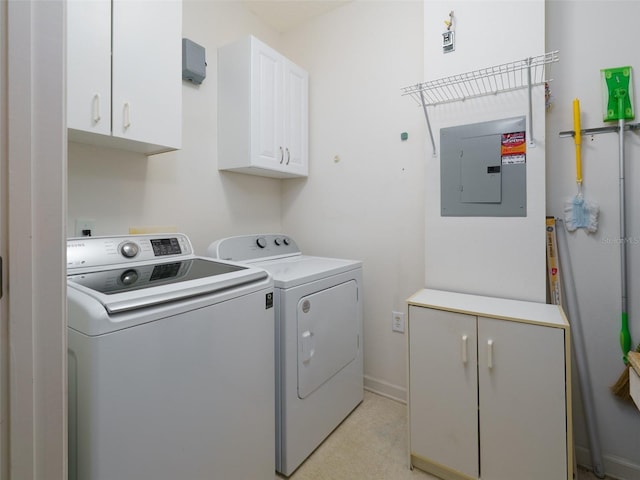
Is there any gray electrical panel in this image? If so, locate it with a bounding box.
[182,38,206,84]
[440,116,527,217]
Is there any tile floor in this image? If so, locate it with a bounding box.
[276,390,614,480]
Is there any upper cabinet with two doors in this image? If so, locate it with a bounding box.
[67,0,182,155]
[218,36,309,178]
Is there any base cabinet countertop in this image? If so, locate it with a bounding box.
[407,288,573,480]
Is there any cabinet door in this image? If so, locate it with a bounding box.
[477,317,567,480]
[251,40,284,170]
[409,306,479,479]
[283,61,308,176]
[112,0,181,149]
[67,0,111,135]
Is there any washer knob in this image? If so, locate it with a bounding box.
[274,238,282,246]
[256,237,267,249]
[120,269,139,285]
[283,237,290,246]
[120,242,139,258]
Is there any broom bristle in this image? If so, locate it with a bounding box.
[611,366,632,401]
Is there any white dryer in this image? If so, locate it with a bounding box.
[67,234,275,480]
[208,234,363,476]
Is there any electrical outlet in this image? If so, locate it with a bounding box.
[75,218,95,237]
[392,311,405,333]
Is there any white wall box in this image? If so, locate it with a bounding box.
[218,35,309,178]
[407,289,573,480]
[67,0,182,155]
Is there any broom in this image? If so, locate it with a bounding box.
[564,98,599,233]
[611,343,640,401]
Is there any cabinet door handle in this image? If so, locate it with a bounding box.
[123,102,131,129]
[286,147,290,165]
[279,146,284,164]
[461,334,468,364]
[487,339,494,369]
[92,93,101,123]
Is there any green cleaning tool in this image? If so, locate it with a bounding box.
[603,66,636,400]
[602,66,634,122]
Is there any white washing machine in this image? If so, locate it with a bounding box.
[207,234,363,476]
[67,234,275,480]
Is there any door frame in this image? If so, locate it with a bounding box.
[3,1,67,479]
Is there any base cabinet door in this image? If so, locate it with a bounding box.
[409,306,478,479]
[477,317,567,480]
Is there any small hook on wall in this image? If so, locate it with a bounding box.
[444,11,454,31]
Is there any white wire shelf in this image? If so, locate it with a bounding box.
[401,51,560,156]
[401,51,559,107]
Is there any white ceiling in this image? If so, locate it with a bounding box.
[242,0,351,33]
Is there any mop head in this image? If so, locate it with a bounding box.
[564,194,599,233]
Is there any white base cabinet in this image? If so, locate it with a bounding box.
[218,35,308,178]
[407,289,572,480]
[67,0,182,155]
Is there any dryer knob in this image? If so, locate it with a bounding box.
[256,237,267,249]
[274,238,282,246]
[283,237,290,246]
[120,242,140,258]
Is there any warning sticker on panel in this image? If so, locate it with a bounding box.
[501,131,526,165]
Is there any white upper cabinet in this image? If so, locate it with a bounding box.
[218,36,309,178]
[67,0,182,155]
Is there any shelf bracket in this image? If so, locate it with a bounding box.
[419,90,437,157]
[526,57,535,148]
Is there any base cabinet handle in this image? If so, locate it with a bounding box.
[461,335,468,364]
[487,339,494,369]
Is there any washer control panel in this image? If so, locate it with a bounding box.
[67,233,193,270]
[209,234,300,262]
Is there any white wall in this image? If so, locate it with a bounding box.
[422,0,547,302]
[280,0,425,400]
[547,2,640,478]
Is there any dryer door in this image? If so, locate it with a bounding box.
[297,280,358,399]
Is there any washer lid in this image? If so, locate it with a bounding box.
[252,255,361,289]
[67,257,269,313]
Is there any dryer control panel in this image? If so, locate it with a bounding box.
[209,234,300,262]
[67,233,193,270]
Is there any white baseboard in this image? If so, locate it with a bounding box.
[364,375,407,404]
[575,445,640,480]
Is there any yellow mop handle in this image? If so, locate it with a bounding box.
[573,98,583,185]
